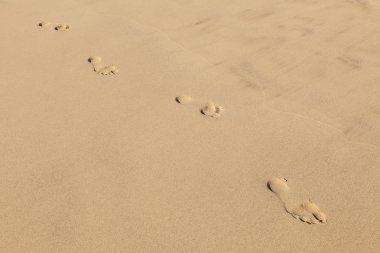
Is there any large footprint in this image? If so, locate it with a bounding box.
[38,21,70,31]
[176,95,223,118]
[88,56,119,75]
[267,177,327,224]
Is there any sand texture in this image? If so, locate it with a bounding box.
[1,0,380,252]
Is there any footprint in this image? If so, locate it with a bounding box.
[175,95,193,105]
[88,56,119,75]
[38,21,52,28]
[54,24,70,31]
[267,177,327,224]
[201,102,223,118]
[38,21,71,31]
[175,95,223,118]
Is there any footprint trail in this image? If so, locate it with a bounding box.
[38,21,71,31]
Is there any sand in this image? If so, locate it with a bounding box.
[1,0,380,252]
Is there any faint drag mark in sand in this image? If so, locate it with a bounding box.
[237,9,274,22]
[268,178,327,224]
[276,25,314,38]
[193,18,212,26]
[347,0,370,12]
[230,61,380,151]
[292,16,317,24]
[88,56,119,75]
[178,16,220,34]
[290,26,314,37]
[38,21,71,31]
[176,95,223,118]
[336,55,362,70]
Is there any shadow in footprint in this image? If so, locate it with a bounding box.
[175,95,193,105]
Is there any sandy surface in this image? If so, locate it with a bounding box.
[1,0,380,252]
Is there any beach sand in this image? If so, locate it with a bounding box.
[1,0,380,252]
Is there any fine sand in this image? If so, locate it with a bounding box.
[1,0,380,252]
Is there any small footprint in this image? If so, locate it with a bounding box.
[54,24,70,31]
[176,95,223,118]
[200,102,224,118]
[176,95,193,105]
[38,21,70,31]
[267,177,327,224]
[88,56,119,75]
[38,21,52,28]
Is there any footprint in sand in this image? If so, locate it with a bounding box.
[175,95,194,105]
[200,101,224,118]
[267,177,327,224]
[54,24,70,31]
[38,21,70,31]
[88,56,119,75]
[176,95,223,118]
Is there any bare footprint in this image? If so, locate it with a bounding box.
[38,21,52,28]
[267,177,327,224]
[38,21,71,31]
[88,56,119,75]
[55,24,70,31]
[175,95,193,105]
[175,95,223,118]
[201,102,223,118]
